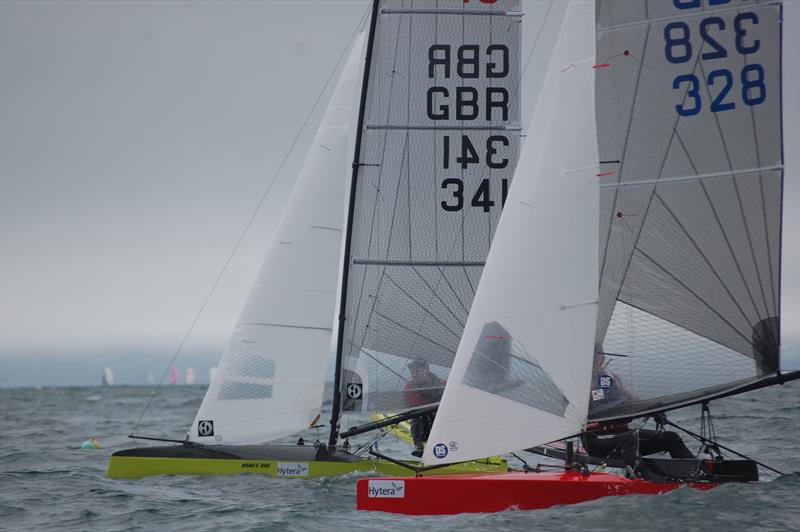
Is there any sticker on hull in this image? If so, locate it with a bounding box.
[367,480,406,498]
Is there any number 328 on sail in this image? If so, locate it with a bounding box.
[664,0,774,116]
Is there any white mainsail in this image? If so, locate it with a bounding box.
[423,0,598,466]
[335,0,523,418]
[102,367,114,386]
[187,33,366,445]
[589,0,791,421]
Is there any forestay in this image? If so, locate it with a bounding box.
[590,0,791,421]
[187,34,366,445]
[338,0,522,414]
[424,0,599,466]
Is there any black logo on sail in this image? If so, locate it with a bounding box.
[346,383,363,399]
[198,420,214,437]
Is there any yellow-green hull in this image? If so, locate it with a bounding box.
[107,455,505,479]
[107,445,506,479]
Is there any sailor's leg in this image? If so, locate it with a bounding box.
[410,418,424,446]
[421,413,434,442]
[585,432,638,465]
[637,429,694,458]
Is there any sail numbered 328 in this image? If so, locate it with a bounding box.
[591,0,788,422]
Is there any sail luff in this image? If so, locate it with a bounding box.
[779,0,799,375]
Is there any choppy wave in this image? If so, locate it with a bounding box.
[0,382,798,531]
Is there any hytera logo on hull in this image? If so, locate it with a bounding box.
[276,462,309,477]
[367,480,405,498]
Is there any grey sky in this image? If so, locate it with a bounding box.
[1,0,797,386]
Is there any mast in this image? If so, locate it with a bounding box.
[329,0,381,448]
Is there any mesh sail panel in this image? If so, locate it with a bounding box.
[463,322,569,417]
[591,0,783,420]
[340,0,522,413]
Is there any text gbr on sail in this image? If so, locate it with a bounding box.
[426,44,510,121]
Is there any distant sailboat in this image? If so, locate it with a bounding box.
[170,366,179,385]
[102,367,114,386]
[185,367,196,385]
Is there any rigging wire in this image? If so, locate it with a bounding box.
[130,4,372,436]
[521,0,555,79]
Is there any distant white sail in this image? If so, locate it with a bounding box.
[187,33,367,444]
[424,0,599,465]
[102,367,114,386]
[185,367,196,385]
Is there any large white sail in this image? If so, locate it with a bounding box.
[335,0,523,420]
[423,0,598,466]
[187,33,366,445]
[589,0,791,421]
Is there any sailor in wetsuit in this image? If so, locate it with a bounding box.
[404,359,445,458]
[584,349,694,464]
[583,415,695,465]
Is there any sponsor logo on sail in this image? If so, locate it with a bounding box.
[433,443,448,459]
[276,462,309,477]
[197,420,214,437]
[346,383,363,399]
[591,389,605,401]
[598,374,613,389]
[367,480,405,498]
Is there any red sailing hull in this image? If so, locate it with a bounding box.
[356,471,717,515]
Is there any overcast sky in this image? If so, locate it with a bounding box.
[1,0,797,386]
[0,1,568,384]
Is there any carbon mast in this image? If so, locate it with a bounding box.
[329,0,381,449]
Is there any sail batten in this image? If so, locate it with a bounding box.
[599,165,784,188]
[352,259,485,267]
[381,8,524,17]
[598,1,783,33]
[365,125,523,130]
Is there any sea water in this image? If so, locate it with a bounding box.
[1,381,798,531]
